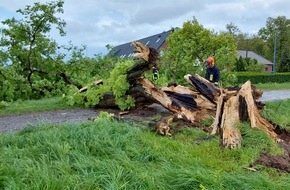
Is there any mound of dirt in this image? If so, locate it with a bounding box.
[252,152,290,172]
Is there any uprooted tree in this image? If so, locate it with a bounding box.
[75,41,284,149]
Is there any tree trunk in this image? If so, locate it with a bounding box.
[78,41,280,149]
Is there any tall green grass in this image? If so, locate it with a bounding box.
[0,115,289,190]
[261,99,290,130]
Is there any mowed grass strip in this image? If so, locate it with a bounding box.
[0,97,80,115]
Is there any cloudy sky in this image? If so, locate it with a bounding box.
[0,0,289,57]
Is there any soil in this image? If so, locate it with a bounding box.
[1,103,290,173]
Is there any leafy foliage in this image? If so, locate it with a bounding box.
[278,47,290,72]
[236,72,290,84]
[0,1,68,100]
[1,1,289,106]
[159,18,237,85]
[258,16,290,71]
[235,56,266,72]
[0,1,118,102]
[64,58,136,110]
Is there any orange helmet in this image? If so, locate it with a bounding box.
[207,57,214,65]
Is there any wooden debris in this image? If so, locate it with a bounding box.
[77,41,281,149]
[77,80,103,93]
[132,41,150,62]
[239,81,277,140]
[118,111,130,116]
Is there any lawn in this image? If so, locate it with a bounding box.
[253,82,290,90]
[0,97,80,115]
[0,115,289,189]
[1,85,290,189]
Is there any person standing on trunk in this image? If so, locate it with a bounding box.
[205,56,220,85]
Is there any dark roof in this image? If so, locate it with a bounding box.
[237,50,273,65]
[108,29,174,58]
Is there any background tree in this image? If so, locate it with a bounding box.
[0,1,68,100]
[279,47,290,72]
[225,22,241,46]
[160,18,237,86]
[258,16,290,72]
[235,56,246,72]
[0,1,110,101]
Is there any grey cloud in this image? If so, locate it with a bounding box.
[1,0,289,56]
[129,1,205,25]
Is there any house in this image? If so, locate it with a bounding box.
[108,29,174,58]
[237,50,273,72]
[108,29,273,72]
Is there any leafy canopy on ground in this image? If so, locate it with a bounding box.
[63,58,136,110]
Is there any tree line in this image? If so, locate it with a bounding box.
[227,17,290,72]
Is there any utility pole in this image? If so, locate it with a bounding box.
[272,32,277,74]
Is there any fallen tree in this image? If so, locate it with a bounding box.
[76,41,284,149]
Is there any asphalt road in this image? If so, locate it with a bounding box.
[259,89,290,102]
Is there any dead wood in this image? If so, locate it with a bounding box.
[132,41,150,62]
[76,41,281,150]
[220,94,242,149]
[77,80,103,93]
[136,78,216,123]
[60,72,82,89]
[156,113,185,136]
[239,81,277,140]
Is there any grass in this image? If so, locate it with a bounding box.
[253,82,290,90]
[261,99,290,130]
[0,115,289,190]
[0,97,80,115]
[0,94,290,189]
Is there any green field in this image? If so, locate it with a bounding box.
[0,115,289,190]
[254,82,290,90]
[0,97,80,115]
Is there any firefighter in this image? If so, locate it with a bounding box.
[152,67,159,81]
[205,56,220,85]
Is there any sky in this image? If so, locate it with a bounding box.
[0,0,289,57]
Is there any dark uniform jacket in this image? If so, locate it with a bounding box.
[205,66,220,83]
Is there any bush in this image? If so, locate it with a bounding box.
[236,72,290,84]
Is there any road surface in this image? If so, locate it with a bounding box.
[259,89,290,102]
